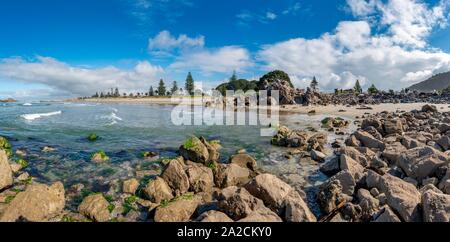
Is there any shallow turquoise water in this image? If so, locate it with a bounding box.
[0,101,345,200]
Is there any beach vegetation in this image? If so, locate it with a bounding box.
[15,158,29,168]
[0,136,12,157]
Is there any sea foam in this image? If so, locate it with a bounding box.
[21,111,62,121]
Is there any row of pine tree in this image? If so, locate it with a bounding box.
[92,72,195,98]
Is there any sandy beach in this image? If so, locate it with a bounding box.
[74,97,450,119]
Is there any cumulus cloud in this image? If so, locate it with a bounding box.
[0,56,164,96]
[148,30,205,56]
[347,0,450,48]
[169,46,254,74]
[258,0,450,91]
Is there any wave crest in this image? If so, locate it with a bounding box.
[21,111,62,121]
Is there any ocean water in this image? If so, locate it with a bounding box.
[0,101,348,204]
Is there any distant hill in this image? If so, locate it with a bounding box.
[408,71,450,92]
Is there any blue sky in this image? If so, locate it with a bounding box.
[1,0,450,99]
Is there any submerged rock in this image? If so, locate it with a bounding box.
[0,182,65,222]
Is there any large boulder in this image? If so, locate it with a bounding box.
[186,164,214,193]
[357,189,380,219]
[214,163,251,188]
[257,70,296,105]
[373,205,401,222]
[78,194,111,222]
[422,104,437,113]
[284,191,317,222]
[0,150,13,190]
[339,155,365,181]
[383,119,404,135]
[143,177,174,203]
[154,194,201,222]
[339,146,371,167]
[437,135,450,151]
[376,174,421,222]
[161,159,190,196]
[238,208,283,222]
[230,153,257,171]
[122,178,139,195]
[271,126,309,148]
[217,186,267,220]
[330,170,356,196]
[179,136,210,164]
[317,180,352,214]
[398,146,449,180]
[244,174,293,213]
[0,182,65,222]
[354,130,385,150]
[421,190,450,222]
[382,142,407,164]
[438,171,450,194]
[197,210,234,222]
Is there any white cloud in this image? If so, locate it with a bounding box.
[169,46,254,74]
[347,0,450,48]
[148,30,205,55]
[258,0,450,91]
[283,2,302,15]
[266,12,277,20]
[0,56,164,96]
[236,9,278,25]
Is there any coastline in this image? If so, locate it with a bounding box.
[71,97,450,119]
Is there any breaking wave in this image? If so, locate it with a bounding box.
[21,111,62,121]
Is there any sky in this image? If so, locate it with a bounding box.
[1,0,450,100]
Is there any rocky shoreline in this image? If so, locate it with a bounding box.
[0,104,449,222]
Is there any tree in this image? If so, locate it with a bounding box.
[368,84,379,94]
[310,76,318,90]
[149,86,154,96]
[230,70,238,82]
[158,79,166,96]
[93,92,99,98]
[100,92,104,98]
[114,87,120,97]
[185,72,195,96]
[258,70,294,89]
[354,80,362,94]
[171,81,178,95]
